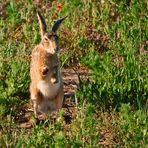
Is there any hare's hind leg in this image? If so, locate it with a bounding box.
[30,94,38,117]
[30,87,42,117]
[32,100,38,117]
[55,86,64,110]
[50,87,63,120]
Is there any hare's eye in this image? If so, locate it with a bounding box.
[44,37,48,41]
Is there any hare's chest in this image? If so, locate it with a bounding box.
[37,80,61,98]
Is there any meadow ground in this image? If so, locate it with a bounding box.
[0,0,148,147]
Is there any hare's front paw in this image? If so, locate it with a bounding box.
[42,67,49,76]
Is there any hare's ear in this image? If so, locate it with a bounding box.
[52,16,67,33]
[37,11,47,38]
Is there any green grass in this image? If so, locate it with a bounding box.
[0,0,148,147]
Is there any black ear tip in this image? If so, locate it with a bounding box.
[61,16,67,21]
[52,16,67,32]
[36,10,41,17]
[36,10,47,33]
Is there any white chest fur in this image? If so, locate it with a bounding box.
[37,80,61,99]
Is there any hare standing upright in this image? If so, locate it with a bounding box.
[30,11,66,117]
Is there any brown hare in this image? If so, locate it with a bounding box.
[30,11,66,117]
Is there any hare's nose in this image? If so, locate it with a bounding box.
[42,67,49,75]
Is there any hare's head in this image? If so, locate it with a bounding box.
[37,11,66,54]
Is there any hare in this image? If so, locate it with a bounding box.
[30,11,66,117]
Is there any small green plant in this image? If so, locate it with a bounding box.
[117,104,148,147]
[79,49,147,110]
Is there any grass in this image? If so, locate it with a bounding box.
[0,0,148,147]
